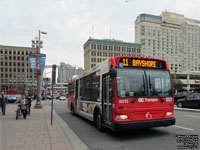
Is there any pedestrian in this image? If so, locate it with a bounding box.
[15,95,28,119]
[0,94,2,115]
[27,95,32,115]
[0,92,8,115]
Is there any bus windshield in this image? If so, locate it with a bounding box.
[116,68,172,98]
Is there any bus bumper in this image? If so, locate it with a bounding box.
[112,118,175,131]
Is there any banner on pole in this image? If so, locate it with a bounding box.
[29,57,37,74]
[29,57,46,75]
[40,57,46,75]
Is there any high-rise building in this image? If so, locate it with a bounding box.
[57,62,84,83]
[84,38,142,70]
[135,11,200,73]
[0,45,37,93]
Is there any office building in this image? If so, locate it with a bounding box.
[57,62,84,83]
[0,45,37,93]
[84,38,142,70]
[135,11,200,73]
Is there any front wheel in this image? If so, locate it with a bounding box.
[96,113,104,132]
[16,109,19,120]
[177,102,183,108]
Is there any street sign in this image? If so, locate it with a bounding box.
[29,53,46,57]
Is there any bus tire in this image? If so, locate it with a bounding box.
[96,113,104,132]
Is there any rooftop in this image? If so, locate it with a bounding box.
[83,38,141,49]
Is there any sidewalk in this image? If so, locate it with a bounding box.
[0,103,74,150]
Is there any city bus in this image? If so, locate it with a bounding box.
[68,56,175,131]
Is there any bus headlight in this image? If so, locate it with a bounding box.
[116,115,128,120]
[166,112,173,116]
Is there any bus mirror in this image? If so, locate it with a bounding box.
[110,69,117,77]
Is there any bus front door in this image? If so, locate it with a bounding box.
[102,74,113,126]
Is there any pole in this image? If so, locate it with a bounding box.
[51,64,56,125]
[51,82,54,125]
[35,30,42,108]
[25,56,28,96]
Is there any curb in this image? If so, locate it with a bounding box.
[53,110,90,150]
[174,107,200,112]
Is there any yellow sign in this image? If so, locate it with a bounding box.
[122,59,157,68]
[132,59,156,68]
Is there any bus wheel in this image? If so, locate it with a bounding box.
[96,113,104,132]
[177,102,183,108]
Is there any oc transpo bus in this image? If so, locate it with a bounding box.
[68,56,175,131]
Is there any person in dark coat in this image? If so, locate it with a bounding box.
[0,92,8,115]
[27,95,32,115]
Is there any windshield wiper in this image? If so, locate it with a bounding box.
[142,75,147,95]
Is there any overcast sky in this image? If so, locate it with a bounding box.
[1,0,200,68]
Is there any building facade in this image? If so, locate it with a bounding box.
[57,62,84,83]
[0,45,37,93]
[84,38,142,70]
[135,11,200,73]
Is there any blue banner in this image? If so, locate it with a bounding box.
[29,57,37,74]
[40,57,46,75]
[29,57,46,75]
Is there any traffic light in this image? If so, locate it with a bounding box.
[52,65,56,84]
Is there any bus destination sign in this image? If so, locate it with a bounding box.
[119,58,166,69]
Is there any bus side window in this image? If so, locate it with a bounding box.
[109,76,114,102]
[75,80,78,99]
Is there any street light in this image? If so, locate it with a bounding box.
[32,30,47,108]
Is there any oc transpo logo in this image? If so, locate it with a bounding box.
[138,98,145,102]
[145,112,152,120]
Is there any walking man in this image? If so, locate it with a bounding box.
[0,92,8,115]
[27,95,32,115]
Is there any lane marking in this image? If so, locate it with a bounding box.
[173,125,194,131]
[186,115,200,119]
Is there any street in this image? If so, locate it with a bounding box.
[46,100,200,150]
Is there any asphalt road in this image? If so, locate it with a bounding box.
[50,100,200,150]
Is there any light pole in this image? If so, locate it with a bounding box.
[32,30,47,108]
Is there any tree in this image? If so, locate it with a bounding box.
[172,78,184,90]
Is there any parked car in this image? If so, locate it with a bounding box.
[46,95,53,100]
[177,93,200,108]
[54,94,60,99]
[7,95,17,103]
[59,96,66,100]
[174,91,193,104]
